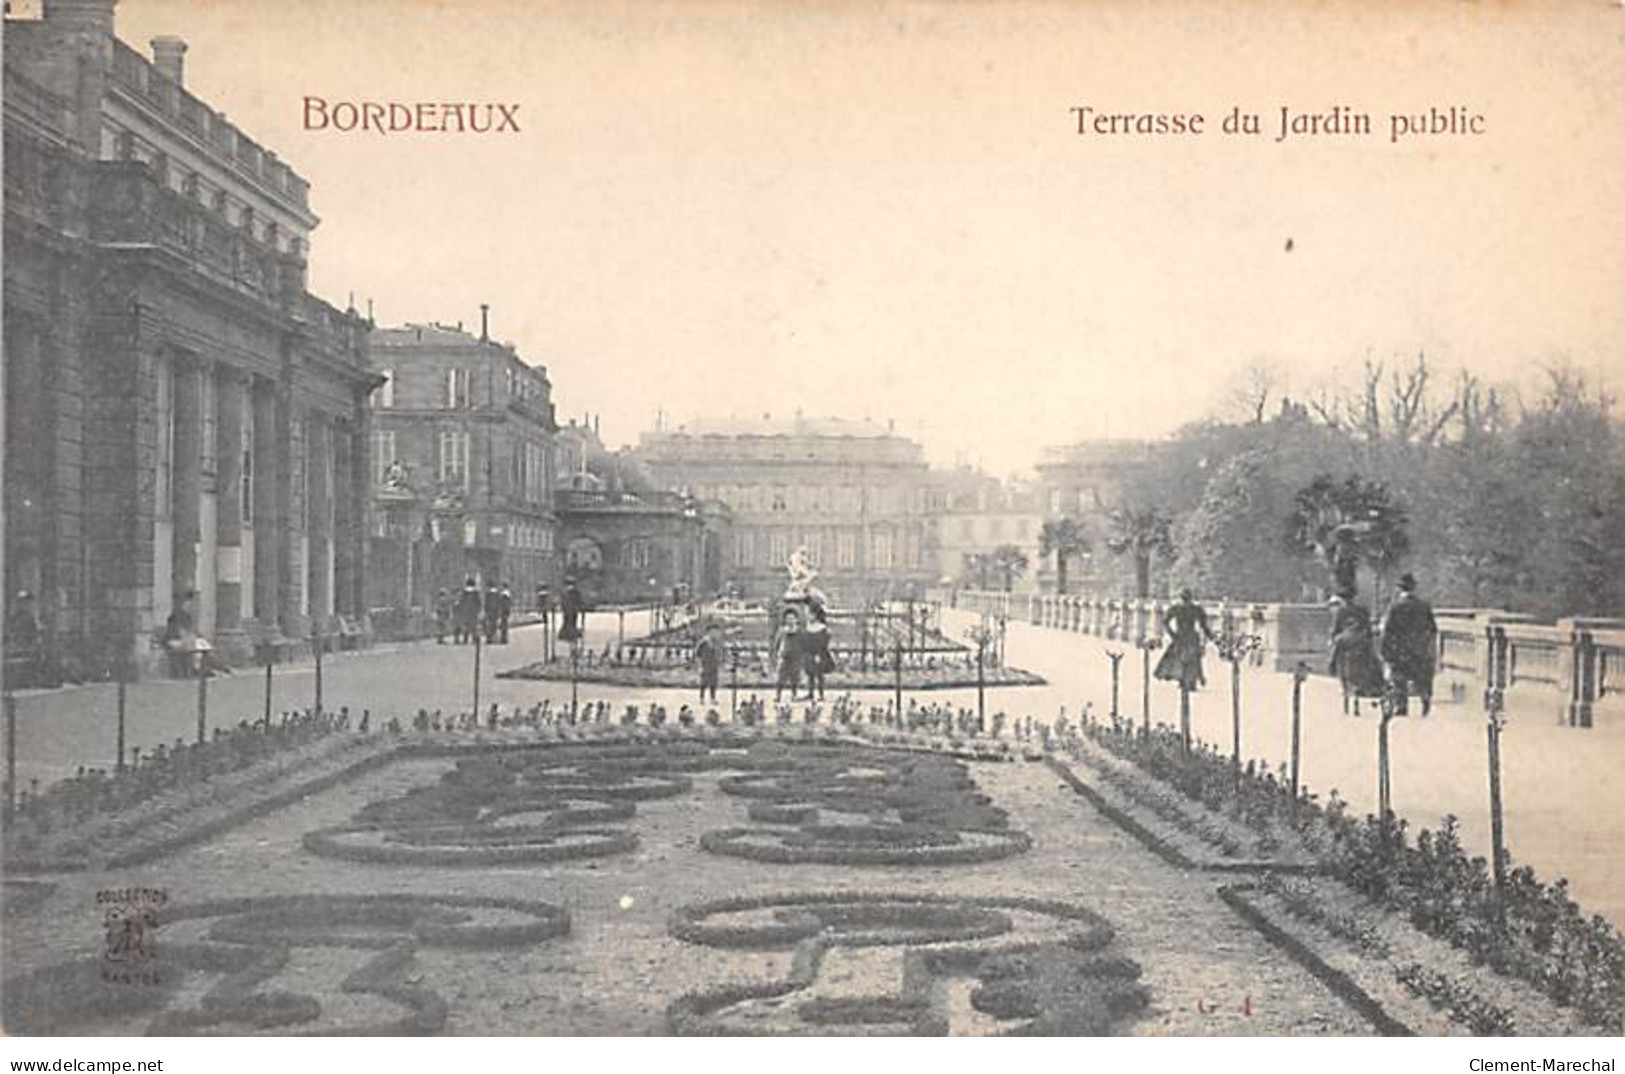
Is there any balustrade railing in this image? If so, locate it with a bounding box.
[927,587,1624,728]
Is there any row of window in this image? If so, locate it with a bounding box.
[373,429,554,504]
[953,516,1035,542]
[732,529,921,571]
[373,366,546,412]
[508,522,555,552]
[690,482,931,516]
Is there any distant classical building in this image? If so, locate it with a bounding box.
[1034,438,1170,594]
[552,416,730,606]
[637,415,941,603]
[365,316,559,621]
[1034,439,1164,518]
[3,0,377,678]
[934,468,1048,594]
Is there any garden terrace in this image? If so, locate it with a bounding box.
[3,695,1615,1035]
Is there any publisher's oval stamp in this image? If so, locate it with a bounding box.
[97,887,167,986]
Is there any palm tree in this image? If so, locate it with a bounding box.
[1284,474,1410,601]
[989,544,1029,593]
[1104,506,1174,599]
[962,551,991,590]
[1038,517,1090,595]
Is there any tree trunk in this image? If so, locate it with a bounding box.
[1056,552,1068,596]
[1134,551,1151,600]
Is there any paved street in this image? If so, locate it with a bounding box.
[7,605,1625,926]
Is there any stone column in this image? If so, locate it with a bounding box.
[251,376,281,637]
[213,369,245,645]
[170,357,202,614]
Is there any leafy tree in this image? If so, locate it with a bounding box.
[1105,507,1174,599]
[1038,517,1089,595]
[1510,368,1625,617]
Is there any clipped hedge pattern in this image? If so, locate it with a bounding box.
[702,742,1031,867]
[666,891,1143,1035]
[3,894,569,1036]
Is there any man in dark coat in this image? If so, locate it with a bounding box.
[496,584,513,644]
[483,582,502,643]
[454,578,481,645]
[558,582,585,647]
[1154,589,1214,691]
[1381,573,1438,716]
[432,588,452,645]
[693,622,727,704]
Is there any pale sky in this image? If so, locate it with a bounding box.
[101,0,1625,473]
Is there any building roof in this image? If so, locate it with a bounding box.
[372,323,504,349]
[652,414,902,440]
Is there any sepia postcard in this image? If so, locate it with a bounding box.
[3,0,1625,1053]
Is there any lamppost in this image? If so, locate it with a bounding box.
[892,637,903,721]
[3,689,16,820]
[1377,683,1399,831]
[1215,626,1264,780]
[471,607,483,719]
[312,619,325,718]
[1486,685,1509,929]
[1289,661,1310,800]
[194,642,210,744]
[1105,649,1124,723]
[1136,635,1161,736]
[965,618,994,733]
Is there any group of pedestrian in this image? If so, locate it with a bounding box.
[1153,574,1439,718]
[771,602,834,702]
[1330,572,1438,716]
[433,578,514,645]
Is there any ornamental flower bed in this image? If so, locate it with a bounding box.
[665,891,1147,1035]
[1051,719,1625,1032]
[303,743,708,868]
[496,659,1045,692]
[700,743,1032,867]
[3,893,570,1036]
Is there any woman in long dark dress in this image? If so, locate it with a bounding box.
[803,604,832,700]
[1154,589,1214,691]
[1328,591,1386,715]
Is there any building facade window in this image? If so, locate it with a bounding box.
[373,429,397,483]
[734,531,754,568]
[769,530,788,567]
[438,430,470,489]
[872,531,894,570]
[378,369,395,408]
[445,368,472,409]
[837,532,856,569]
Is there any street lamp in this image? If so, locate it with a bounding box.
[1486,686,1509,930]
[1136,635,1161,736]
[1105,648,1124,723]
[965,618,994,734]
[1215,626,1264,780]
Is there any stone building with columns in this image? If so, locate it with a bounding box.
[3,0,378,678]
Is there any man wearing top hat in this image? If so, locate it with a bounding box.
[1381,572,1438,716]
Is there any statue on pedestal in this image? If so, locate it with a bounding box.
[784,545,827,611]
